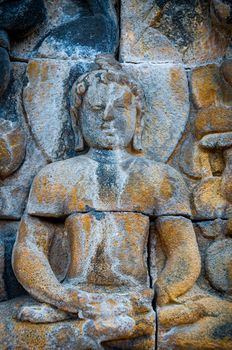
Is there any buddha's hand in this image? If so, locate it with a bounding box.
[156,280,172,306]
[59,288,87,314]
[62,288,109,320]
[60,287,99,315]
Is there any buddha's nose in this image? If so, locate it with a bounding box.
[103,103,114,121]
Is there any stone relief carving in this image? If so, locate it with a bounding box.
[9,0,118,61]
[0,57,200,349]
[0,0,46,95]
[120,0,232,64]
[0,119,26,179]
[0,1,231,349]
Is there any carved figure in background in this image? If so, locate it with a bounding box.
[0,0,46,99]
[37,0,118,58]
[164,58,232,350]
[0,119,25,179]
[1,56,200,349]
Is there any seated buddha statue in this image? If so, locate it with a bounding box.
[0,56,201,350]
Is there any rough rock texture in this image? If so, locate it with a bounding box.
[0,1,232,349]
[0,294,155,350]
[123,63,189,162]
[10,0,118,60]
[0,119,26,179]
[0,239,6,301]
[0,63,47,219]
[23,59,76,161]
[120,0,232,65]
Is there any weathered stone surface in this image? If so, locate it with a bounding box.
[222,148,232,203]
[123,63,189,162]
[0,292,155,350]
[179,134,209,179]
[193,177,232,219]
[0,221,24,299]
[211,0,232,27]
[11,0,118,60]
[0,45,10,98]
[0,0,46,103]
[0,62,26,122]
[195,218,227,239]
[191,62,232,109]
[191,64,222,109]
[158,295,232,349]
[0,119,26,179]
[199,132,232,149]
[0,239,6,301]
[205,239,232,294]
[221,58,232,85]
[156,215,232,349]
[155,216,201,306]
[120,0,181,63]
[0,0,232,346]
[195,107,232,140]
[0,0,46,37]
[0,58,202,349]
[120,0,232,65]
[0,62,47,219]
[23,59,76,161]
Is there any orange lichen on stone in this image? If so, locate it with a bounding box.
[160,176,173,200]
[191,65,222,108]
[32,175,66,205]
[27,61,40,80]
[195,106,232,139]
[67,185,86,212]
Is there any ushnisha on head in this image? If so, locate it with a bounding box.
[70,55,144,152]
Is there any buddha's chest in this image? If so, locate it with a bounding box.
[65,211,150,287]
[65,164,157,214]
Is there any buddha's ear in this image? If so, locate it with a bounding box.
[74,128,84,151]
[132,110,144,152]
[70,107,84,152]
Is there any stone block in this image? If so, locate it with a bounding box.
[0,221,24,300]
[0,119,26,179]
[191,64,222,109]
[10,0,118,60]
[123,63,189,162]
[0,293,155,350]
[120,0,181,63]
[23,59,77,162]
[193,177,232,219]
[158,296,232,349]
[205,238,232,294]
[0,0,46,36]
[0,239,7,301]
[120,0,231,65]
[195,106,232,140]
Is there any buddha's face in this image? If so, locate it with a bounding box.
[79,81,137,150]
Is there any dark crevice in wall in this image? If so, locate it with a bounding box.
[154,290,158,350]
[192,217,229,223]
[147,223,158,350]
[9,55,29,63]
[115,0,121,61]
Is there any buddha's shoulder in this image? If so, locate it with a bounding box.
[27,155,95,216]
[128,156,184,180]
[34,155,95,182]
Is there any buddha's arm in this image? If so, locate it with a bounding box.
[155,216,201,306]
[12,214,79,313]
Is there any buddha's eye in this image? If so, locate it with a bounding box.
[92,105,104,111]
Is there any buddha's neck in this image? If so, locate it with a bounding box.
[87,148,130,163]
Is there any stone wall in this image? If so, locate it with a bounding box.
[0,1,231,349]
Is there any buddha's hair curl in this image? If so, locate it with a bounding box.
[70,55,145,122]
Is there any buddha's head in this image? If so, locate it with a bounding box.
[70,56,144,151]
